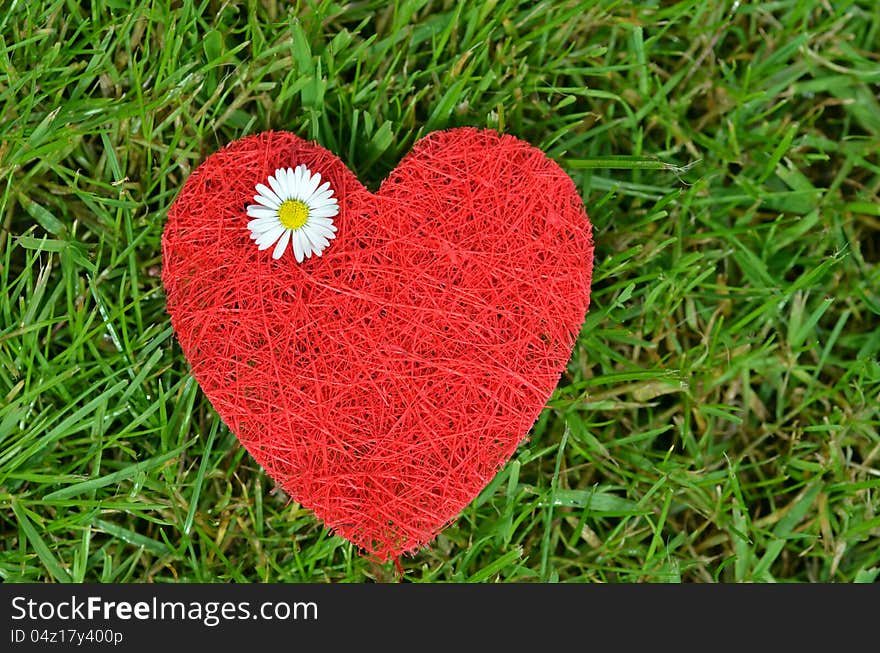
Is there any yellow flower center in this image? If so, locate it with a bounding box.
[277,200,309,230]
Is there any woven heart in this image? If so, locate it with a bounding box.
[162,128,594,561]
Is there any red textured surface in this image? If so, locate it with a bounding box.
[162,128,594,561]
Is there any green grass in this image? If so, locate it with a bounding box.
[1,0,879,583]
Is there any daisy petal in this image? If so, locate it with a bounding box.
[309,205,340,219]
[302,225,329,254]
[278,167,293,196]
[292,165,308,198]
[305,196,336,211]
[309,218,338,232]
[308,192,337,206]
[308,222,337,239]
[248,217,280,231]
[307,180,333,196]
[267,173,286,201]
[247,206,279,219]
[248,226,277,238]
[253,193,281,209]
[304,170,322,197]
[272,230,291,259]
[292,230,306,263]
[255,183,283,206]
[256,226,285,249]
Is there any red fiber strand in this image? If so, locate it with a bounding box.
[162,128,594,560]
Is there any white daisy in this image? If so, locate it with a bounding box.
[246,164,339,262]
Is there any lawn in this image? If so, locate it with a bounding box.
[1,0,878,583]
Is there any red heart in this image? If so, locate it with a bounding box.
[163,128,593,560]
